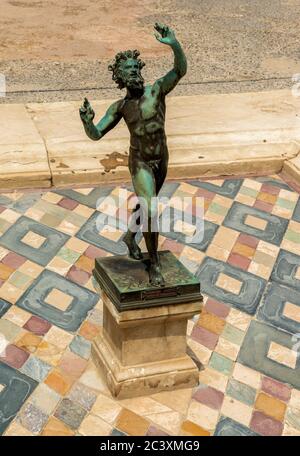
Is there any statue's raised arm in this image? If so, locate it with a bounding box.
[154,22,187,96]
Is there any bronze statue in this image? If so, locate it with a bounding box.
[80,23,187,287]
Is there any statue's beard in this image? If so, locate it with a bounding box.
[125,74,144,90]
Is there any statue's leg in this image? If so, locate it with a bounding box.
[153,157,168,258]
[123,202,143,260]
[131,163,165,287]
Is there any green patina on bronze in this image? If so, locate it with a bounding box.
[93,251,201,311]
[80,23,187,287]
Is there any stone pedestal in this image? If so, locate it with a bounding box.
[91,250,203,398]
[92,292,202,399]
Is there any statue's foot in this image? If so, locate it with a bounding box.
[149,263,165,287]
[123,233,143,260]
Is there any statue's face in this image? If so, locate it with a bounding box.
[120,58,144,90]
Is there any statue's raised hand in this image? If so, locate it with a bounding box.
[79,97,95,124]
[154,22,177,46]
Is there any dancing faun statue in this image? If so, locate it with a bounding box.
[80,23,187,287]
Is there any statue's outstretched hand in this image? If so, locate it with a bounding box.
[154,22,176,46]
[79,97,95,124]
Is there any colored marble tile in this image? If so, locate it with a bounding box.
[193,384,224,410]
[198,309,226,335]
[69,335,91,360]
[79,321,99,340]
[0,216,70,266]
[226,379,256,406]
[271,249,300,292]
[22,231,46,249]
[24,316,51,336]
[8,271,32,290]
[232,363,261,389]
[160,207,217,251]
[119,397,171,416]
[0,319,22,342]
[20,355,52,382]
[56,246,81,264]
[222,323,245,345]
[4,420,34,436]
[209,352,233,376]
[191,325,218,350]
[215,337,239,361]
[115,408,150,436]
[223,202,289,246]
[34,340,63,366]
[0,361,38,435]
[17,402,48,434]
[189,179,243,198]
[55,186,114,209]
[261,376,291,402]
[1,344,29,369]
[196,257,267,315]
[30,383,61,415]
[67,265,90,286]
[187,400,219,431]
[268,341,297,369]
[58,198,79,210]
[91,393,122,424]
[0,263,14,281]
[255,392,286,422]
[111,428,127,436]
[41,416,75,436]
[45,288,74,312]
[180,420,210,436]
[54,397,86,430]
[226,308,252,332]
[256,176,292,191]
[205,298,230,318]
[250,411,283,436]
[227,253,251,270]
[0,299,11,318]
[79,414,112,436]
[283,422,300,436]
[4,309,30,332]
[17,269,98,332]
[146,425,169,436]
[221,396,252,427]
[68,382,97,411]
[258,282,300,335]
[238,320,300,389]
[76,211,130,255]
[145,411,182,435]
[0,282,24,304]
[2,252,26,269]
[286,406,300,430]
[214,416,259,436]
[44,369,73,396]
[292,196,300,222]
[59,351,88,380]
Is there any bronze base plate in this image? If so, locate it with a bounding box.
[93,250,202,311]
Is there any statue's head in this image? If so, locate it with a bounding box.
[108,50,145,91]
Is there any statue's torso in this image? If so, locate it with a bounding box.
[120,83,168,162]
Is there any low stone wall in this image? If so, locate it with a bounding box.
[0,89,300,190]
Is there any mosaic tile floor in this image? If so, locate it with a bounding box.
[0,174,300,436]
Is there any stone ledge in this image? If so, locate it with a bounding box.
[0,104,51,189]
[1,89,300,190]
[283,154,300,184]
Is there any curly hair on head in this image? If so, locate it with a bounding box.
[108,49,145,89]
